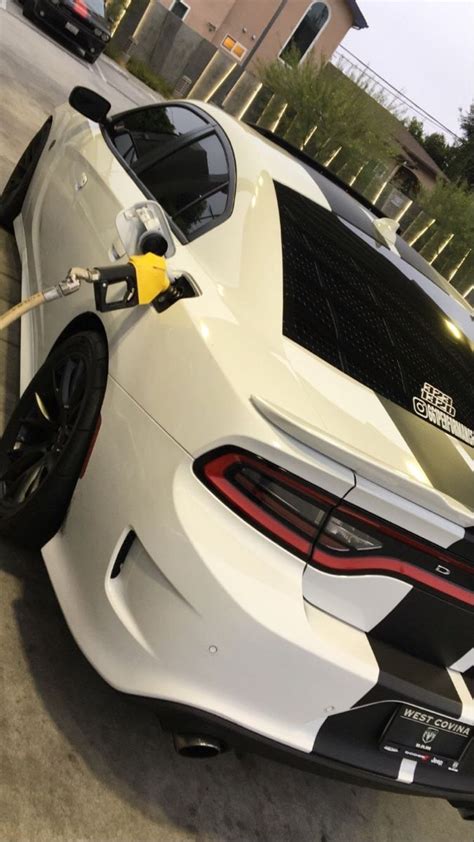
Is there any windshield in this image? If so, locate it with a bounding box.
[85,0,105,17]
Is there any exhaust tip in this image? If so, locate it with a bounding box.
[173,733,226,758]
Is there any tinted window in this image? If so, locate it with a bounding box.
[112,106,208,166]
[176,187,228,236]
[140,133,230,237]
[275,181,473,441]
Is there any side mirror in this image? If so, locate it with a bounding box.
[69,86,111,124]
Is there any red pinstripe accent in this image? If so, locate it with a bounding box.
[311,548,474,608]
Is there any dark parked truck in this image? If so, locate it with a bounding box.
[23,0,110,63]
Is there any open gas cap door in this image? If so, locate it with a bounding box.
[115,201,175,260]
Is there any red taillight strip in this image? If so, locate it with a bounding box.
[311,548,474,608]
[200,450,338,556]
[73,0,89,17]
[203,452,336,507]
[203,453,311,555]
[335,503,472,575]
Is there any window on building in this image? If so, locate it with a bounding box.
[170,0,189,20]
[222,34,247,60]
[279,2,329,64]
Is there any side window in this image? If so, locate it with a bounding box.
[139,133,231,239]
[111,105,208,167]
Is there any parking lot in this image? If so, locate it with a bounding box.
[0,4,472,841]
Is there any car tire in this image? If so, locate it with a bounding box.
[85,52,98,64]
[0,330,107,549]
[0,117,51,232]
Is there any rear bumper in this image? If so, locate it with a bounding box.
[153,697,474,804]
[39,378,473,804]
[29,0,106,58]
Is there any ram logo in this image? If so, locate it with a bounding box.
[422,727,438,745]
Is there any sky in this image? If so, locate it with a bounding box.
[340,0,474,139]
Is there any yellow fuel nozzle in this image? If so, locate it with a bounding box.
[89,253,171,313]
[129,252,170,304]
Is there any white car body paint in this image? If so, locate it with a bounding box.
[451,650,474,673]
[397,758,417,784]
[448,671,474,726]
[11,98,474,795]
[303,567,412,632]
[251,395,473,528]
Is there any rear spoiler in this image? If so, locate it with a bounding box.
[251,395,474,528]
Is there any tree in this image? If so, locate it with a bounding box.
[449,103,474,188]
[460,103,474,139]
[407,117,424,145]
[257,48,400,167]
[406,118,453,172]
[422,133,452,171]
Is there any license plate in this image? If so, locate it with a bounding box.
[380,703,472,771]
[65,21,79,35]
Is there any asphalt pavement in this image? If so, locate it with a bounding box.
[0,5,472,840]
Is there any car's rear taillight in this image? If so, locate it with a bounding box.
[195,447,473,608]
[194,447,336,559]
[72,0,89,17]
[312,503,474,608]
[318,515,382,552]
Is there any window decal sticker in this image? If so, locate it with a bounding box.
[413,383,474,447]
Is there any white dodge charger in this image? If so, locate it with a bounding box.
[0,87,473,818]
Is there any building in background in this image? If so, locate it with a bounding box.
[113,1,367,101]
[163,0,368,70]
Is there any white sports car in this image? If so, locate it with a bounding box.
[1,87,473,818]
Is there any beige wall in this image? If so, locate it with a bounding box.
[247,0,353,69]
[161,0,354,66]
[163,0,236,40]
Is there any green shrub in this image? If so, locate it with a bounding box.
[258,47,400,167]
[417,179,474,253]
[103,41,123,61]
[126,58,172,98]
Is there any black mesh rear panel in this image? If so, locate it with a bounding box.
[276,181,473,433]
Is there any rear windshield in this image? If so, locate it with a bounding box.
[275,181,473,446]
[86,0,105,16]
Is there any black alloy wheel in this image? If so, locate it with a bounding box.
[0,331,107,548]
[0,117,52,232]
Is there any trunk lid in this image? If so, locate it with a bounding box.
[271,179,473,523]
